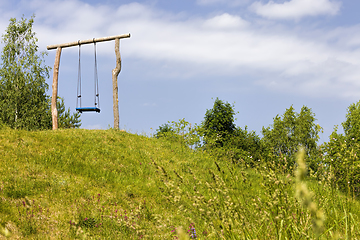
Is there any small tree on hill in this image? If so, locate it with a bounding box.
[0,15,51,130]
[342,101,360,144]
[262,105,322,168]
[202,98,236,147]
[323,100,360,191]
[57,97,81,129]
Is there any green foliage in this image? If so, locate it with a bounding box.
[227,126,265,163]
[342,101,360,143]
[202,98,236,147]
[154,123,174,138]
[0,15,51,130]
[155,118,202,148]
[261,105,322,168]
[323,100,360,193]
[56,97,81,129]
[0,16,81,131]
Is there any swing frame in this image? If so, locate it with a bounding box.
[47,33,131,130]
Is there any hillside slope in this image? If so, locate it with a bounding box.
[0,128,214,239]
[0,128,360,239]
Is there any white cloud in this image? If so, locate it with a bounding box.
[2,0,360,100]
[197,0,250,6]
[203,13,249,30]
[250,0,341,20]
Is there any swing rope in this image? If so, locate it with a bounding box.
[76,41,82,109]
[94,40,100,109]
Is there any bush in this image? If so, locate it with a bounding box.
[227,127,264,164]
[155,119,202,148]
[154,123,174,139]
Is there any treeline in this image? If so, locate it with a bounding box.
[155,98,360,194]
[0,16,80,130]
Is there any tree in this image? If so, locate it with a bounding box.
[0,16,81,130]
[0,15,51,130]
[323,101,360,191]
[57,97,81,129]
[342,101,360,144]
[262,105,322,168]
[202,98,236,147]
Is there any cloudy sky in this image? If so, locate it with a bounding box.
[1,0,359,142]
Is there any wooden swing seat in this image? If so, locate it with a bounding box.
[76,107,100,113]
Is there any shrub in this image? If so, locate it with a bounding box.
[154,123,174,139]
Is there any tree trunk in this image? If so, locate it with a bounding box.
[51,47,62,130]
[112,38,121,129]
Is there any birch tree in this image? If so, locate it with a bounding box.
[0,15,51,130]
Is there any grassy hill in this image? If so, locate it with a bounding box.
[0,128,360,239]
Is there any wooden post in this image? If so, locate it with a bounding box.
[112,38,121,129]
[51,47,62,130]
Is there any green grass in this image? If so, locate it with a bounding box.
[0,127,360,239]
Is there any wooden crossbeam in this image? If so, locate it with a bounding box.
[46,33,130,50]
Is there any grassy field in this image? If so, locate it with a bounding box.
[0,127,360,239]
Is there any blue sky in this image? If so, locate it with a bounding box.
[1,0,360,142]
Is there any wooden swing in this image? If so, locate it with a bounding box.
[47,33,130,130]
[76,40,100,113]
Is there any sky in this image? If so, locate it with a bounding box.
[1,0,360,143]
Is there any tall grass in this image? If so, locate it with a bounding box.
[0,128,360,239]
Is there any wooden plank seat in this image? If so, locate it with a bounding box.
[76,107,100,113]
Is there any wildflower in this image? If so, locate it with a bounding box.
[188,223,197,239]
